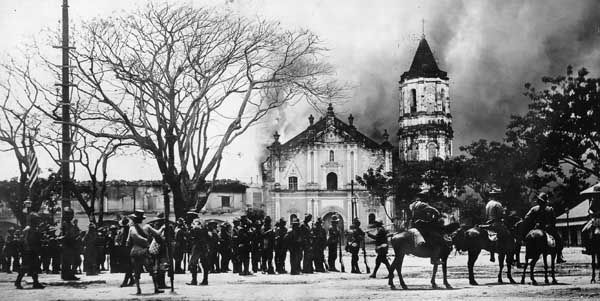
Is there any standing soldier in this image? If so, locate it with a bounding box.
[207,222,220,273]
[326,216,341,272]
[287,218,303,275]
[261,216,275,274]
[107,225,119,272]
[40,224,51,273]
[312,218,327,272]
[117,216,134,287]
[274,218,288,274]
[4,227,18,273]
[301,214,314,273]
[238,216,253,276]
[346,218,364,274]
[250,219,262,273]
[186,213,210,285]
[367,218,391,278]
[218,222,232,272]
[83,223,99,276]
[173,218,187,274]
[60,207,79,280]
[127,210,164,294]
[231,218,242,274]
[14,212,44,289]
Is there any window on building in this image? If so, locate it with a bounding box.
[288,176,298,191]
[427,143,438,160]
[327,172,338,190]
[329,150,334,162]
[410,144,418,161]
[410,89,417,113]
[368,213,376,225]
[221,196,231,208]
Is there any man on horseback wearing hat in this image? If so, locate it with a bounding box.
[580,196,600,255]
[481,188,510,262]
[409,198,444,265]
[523,192,566,263]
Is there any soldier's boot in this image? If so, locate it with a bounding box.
[200,270,208,286]
[32,274,45,289]
[187,272,198,285]
[267,261,276,274]
[151,275,164,294]
[120,273,131,287]
[135,275,142,295]
[490,251,496,262]
[14,272,24,289]
[157,272,168,289]
[370,261,380,278]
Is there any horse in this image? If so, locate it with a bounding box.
[388,222,459,290]
[585,218,600,283]
[519,228,558,285]
[453,224,517,285]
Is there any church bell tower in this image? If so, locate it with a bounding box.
[398,32,453,161]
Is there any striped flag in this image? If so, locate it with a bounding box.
[26,145,40,189]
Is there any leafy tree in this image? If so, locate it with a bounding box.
[356,165,394,220]
[507,66,599,179]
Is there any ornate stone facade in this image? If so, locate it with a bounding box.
[261,104,393,229]
[398,36,453,161]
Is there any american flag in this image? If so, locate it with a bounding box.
[26,145,40,189]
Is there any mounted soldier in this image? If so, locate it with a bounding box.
[523,192,565,263]
[409,197,444,265]
[582,196,600,255]
[326,215,341,272]
[480,188,510,262]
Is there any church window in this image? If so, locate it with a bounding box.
[288,176,298,191]
[409,144,418,161]
[410,89,417,113]
[368,213,376,225]
[427,143,438,160]
[326,172,338,190]
[329,150,335,162]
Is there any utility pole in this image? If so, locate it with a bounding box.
[56,0,73,212]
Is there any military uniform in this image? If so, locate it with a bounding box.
[312,218,327,272]
[231,219,242,273]
[483,195,510,262]
[261,217,275,274]
[15,213,44,289]
[218,223,232,272]
[250,220,262,273]
[326,217,341,272]
[367,220,391,278]
[83,224,99,276]
[274,219,288,273]
[116,217,134,287]
[409,200,444,264]
[523,192,565,263]
[237,217,253,275]
[286,218,303,275]
[4,228,19,273]
[346,219,364,274]
[173,219,187,273]
[301,215,314,273]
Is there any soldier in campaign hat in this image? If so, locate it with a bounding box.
[327,215,341,272]
[274,218,288,273]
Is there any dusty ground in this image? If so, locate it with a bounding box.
[1,247,600,300]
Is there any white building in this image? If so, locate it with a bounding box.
[261,104,394,230]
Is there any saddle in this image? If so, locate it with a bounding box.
[546,234,556,248]
[408,228,425,247]
[487,230,498,242]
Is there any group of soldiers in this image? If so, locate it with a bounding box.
[1,188,583,294]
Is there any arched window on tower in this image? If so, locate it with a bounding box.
[329,150,334,162]
[410,89,417,113]
[427,143,438,160]
[326,172,338,190]
[409,144,419,161]
[440,89,445,111]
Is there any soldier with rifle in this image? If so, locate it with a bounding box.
[261,216,276,274]
[173,218,187,274]
[14,212,44,289]
[346,218,364,274]
[287,217,303,275]
[231,217,242,273]
[326,215,341,272]
[219,222,232,272]
[60,207,80,281]
[301,214,314,274]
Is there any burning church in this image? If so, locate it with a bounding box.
[261,34,453,229]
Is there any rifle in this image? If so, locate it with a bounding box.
[362,238,370,274]
[339,232,345,272]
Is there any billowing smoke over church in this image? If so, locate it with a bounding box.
[261,34,453,229]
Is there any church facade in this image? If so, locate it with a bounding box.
[261,104,394,229]
[261,35,453,229]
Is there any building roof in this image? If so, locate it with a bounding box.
[557,199,589,220]
[401,37,447,82]
[275,106,383,150]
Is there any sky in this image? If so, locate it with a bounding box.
[0,0,599,183]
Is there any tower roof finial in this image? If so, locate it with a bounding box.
[421,18,425,38]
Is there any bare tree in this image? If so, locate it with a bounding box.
[70,3,342,218]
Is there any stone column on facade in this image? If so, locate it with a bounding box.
[275,196,281,220]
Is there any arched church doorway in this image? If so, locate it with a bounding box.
[322,211,344,237]
[326,172,338,190]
